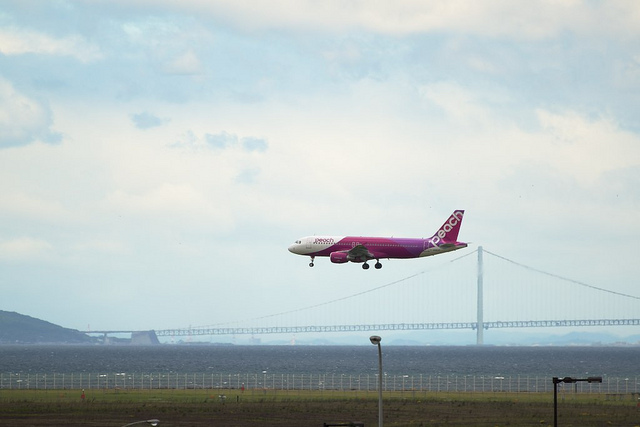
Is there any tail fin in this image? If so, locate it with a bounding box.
[429,210,464,246]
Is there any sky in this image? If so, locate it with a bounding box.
[1,1,639,343]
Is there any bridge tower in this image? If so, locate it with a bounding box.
[477,246,484,345]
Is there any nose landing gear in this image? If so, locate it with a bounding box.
[309,256,315,267]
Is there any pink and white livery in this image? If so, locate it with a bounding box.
[288,210,468,270]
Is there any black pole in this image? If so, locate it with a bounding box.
[552,376,601,427]
[553,377,558,427]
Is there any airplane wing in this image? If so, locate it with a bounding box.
[347,244,375,262]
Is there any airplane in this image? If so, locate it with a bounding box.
[288,210,468,270]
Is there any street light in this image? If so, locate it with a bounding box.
[552,376,602,427]
[370,335,383,427]
[121,419,160,427]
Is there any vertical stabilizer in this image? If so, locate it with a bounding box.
[428,210,465,246]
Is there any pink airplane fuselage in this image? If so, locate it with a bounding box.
[295,236,455,259]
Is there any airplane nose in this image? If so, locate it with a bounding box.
[288,244,296,253]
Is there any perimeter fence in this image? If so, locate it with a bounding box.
[2,373,639,395]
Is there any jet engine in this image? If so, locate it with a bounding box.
[330,251,349,264]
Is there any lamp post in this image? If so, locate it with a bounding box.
[370,335,383,427]
[552,376,602,427]
[121,419,160,427]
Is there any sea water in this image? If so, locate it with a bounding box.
[0,345,638,378]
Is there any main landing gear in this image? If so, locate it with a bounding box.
[309,256,315,267]
[362,261,383,270]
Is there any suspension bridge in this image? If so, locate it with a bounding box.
[87,247,640,345]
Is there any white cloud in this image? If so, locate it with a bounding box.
[121,17,211,76]
[535,110,640,185]
[419,81,493,126]
[0,27,103,63]
[73,239,128,255]
[131,0,640,39]
[0,191,69,222]
[0,237,52,260]
[106,184,208,214]
[103,183,236,233]
[0,78,61,148]
[163,49,203,75]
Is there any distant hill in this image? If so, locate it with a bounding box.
[0,311,96,344]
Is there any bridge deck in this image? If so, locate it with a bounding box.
[84,318,640,337]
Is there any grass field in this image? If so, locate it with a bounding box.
[1,388,639,426]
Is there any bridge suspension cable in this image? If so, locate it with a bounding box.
[189,249,477,330]
[483,249,640,300]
